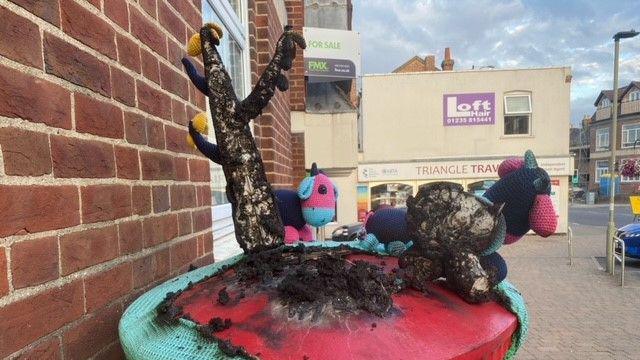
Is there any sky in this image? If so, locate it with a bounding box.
[351,0,640,126]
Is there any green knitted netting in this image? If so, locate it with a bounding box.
[119,241,527,359]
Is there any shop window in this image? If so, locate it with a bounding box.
[503,94,531,135]
[370,183,413,211]
[622,124,640,148]
[595,127,609,151]
[595,160,609,183]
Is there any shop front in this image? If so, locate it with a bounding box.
[357,156,572,233]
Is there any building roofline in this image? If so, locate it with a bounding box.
[362,65,571,78]
[391,55,425,73]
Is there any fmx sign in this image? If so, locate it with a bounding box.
[303,27,360,82]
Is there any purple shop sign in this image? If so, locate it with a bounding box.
[443,93,495,126]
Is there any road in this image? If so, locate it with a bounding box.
[568,203,635,227]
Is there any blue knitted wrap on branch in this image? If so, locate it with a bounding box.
[119,241,527,359]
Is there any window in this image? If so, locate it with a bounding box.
[622,124,640,148]
[595,127,609,151]
[629,91,640,102]
[504,94,532,135]
[595,160,609,183]
[599,98,611,108]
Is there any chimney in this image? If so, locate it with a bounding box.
[441,47,454,71]
[424,55,436,71]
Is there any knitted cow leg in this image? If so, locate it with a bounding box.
[298,224,315,242]
[398,249,443,292]
[444,251,492,303]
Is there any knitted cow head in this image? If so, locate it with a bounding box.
[297,163,338,227]
[483,150,557,244]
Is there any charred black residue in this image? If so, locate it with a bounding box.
[217,287,230,305]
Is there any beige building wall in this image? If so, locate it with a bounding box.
[291,111,359,233]
[361,67,571,161]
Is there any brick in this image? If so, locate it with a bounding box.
[124,111,147,145]
[170,237,197,272]
[9,0,60,26]
[85,0,100,8]
[192,208,212,232]
[202,231,213,254]
[62,304,122,360]
[142,214,178,247]
[81,185,132,223]
[160,62,189,100]
[130,6,165,57]
[140,151,175,180]
[167,38,185,68]
[139,0,157,18]
[115,145,140,179]
[0,127,51,176]
[132,255,154,288]
[137,80,171,120]
[0,6,42,68]
[116,34,141,73]
[11,236,59,289]
[104,0,128,29]
[152,185,169,213]
[85,263,132,312]
[146,119,165,149]
[0,249,7,297]
[51,135,115,178]
[158,0,186,43]
[118,220,143,255]
[60,0,117,59]
[170,184,196,210]
[0,281,84,358]
[154,247,170,280]
[171,98,188,125]
[178,211,192,235]
[75,93,124,138]
[60,226,118,275]
[94,340,125,360]
[15,337,61,360]
[43,33,111,96]
[174,157,189,180]
[0,64,71,129]
[111,66,136,106]
[197,185,212,206]
[165,125,191,153]
[189,158,210,181]
[167,0,200,29]
[0,185,79,237]
[132,185,151,215]
[140,48,160,84]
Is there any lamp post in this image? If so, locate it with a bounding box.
[606,29,639,274]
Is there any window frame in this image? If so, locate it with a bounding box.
[595,160,609,183]
[629,90,640,102]
[503,93,532,136]
[595,127,610,151]
[622,123,640,149]
[600,98,611,108]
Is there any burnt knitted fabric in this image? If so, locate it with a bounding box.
[480,252,507,284]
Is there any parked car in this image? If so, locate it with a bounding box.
[616,223,640,258]
[331,222,364,242]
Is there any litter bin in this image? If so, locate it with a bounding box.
[587,191,595,205]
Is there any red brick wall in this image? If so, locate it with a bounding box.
[291,132,306,187]
[249,0,305,189]
[0,1,210,358]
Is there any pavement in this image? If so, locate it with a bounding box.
[502,204,640,359]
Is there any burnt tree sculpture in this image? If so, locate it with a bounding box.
[196,25,305,253]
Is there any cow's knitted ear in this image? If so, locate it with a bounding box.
[497,157,524,178]
[297,176,315,200]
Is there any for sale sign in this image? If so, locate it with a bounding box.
[443,93,495,126]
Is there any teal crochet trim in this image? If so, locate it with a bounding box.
[495,280,529,360]
[119,241,527,359]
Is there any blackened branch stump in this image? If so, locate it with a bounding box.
[199,25,305,253]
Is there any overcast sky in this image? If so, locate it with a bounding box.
[351,0,640,126]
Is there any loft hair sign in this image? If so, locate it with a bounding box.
[443,92,495,126]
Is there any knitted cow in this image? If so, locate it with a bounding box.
[276,163,338,244]
[360,150,557,302]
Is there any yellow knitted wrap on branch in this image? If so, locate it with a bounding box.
[187,23,224,56]
[186,112,209,149]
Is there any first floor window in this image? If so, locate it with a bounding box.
[622,124,640,148]
[629,91,640,102]
[504,94,532,135]
[595,161,609,183]
[599,98,611,108]
[595,127,609,151]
